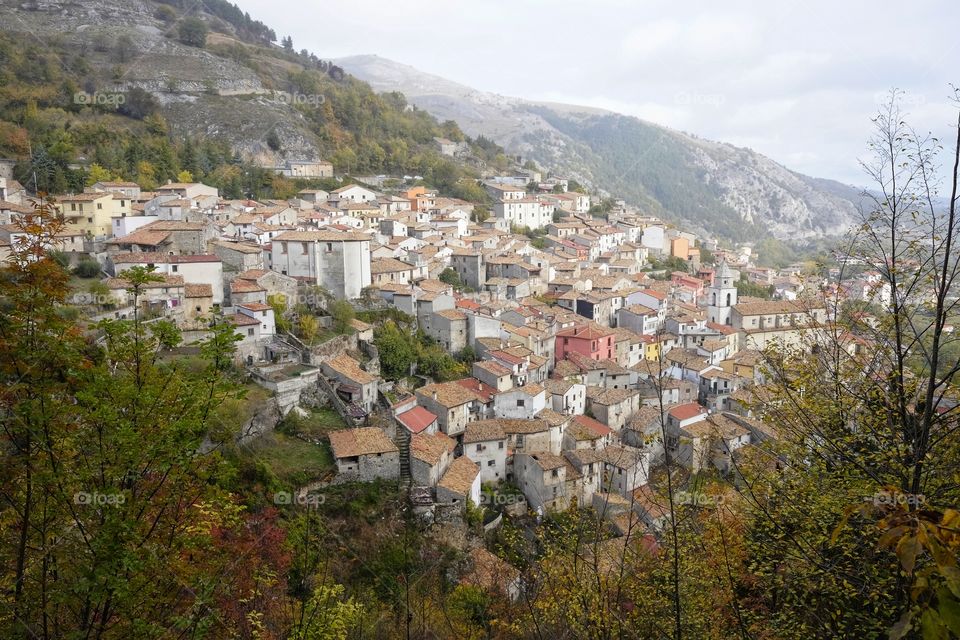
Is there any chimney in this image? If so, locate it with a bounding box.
[432,391,438,401]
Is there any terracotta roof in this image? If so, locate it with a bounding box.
[473,360,512,377]
[438,456,479,494]
[524,451,567,471]
[460,548,519,593]
[463,420,506,443]
[109,230,171,246]
[230,279,266,293]
[370,257,414,274]
[113,252,220,264]
[455,377,497,403]
[328,427,398,458]
[435,309,467,321]
[556,324,615,340]
[325,354,375,385]
[228,313,260,327]
[396,406,438,434]
[273,230,370,242]
[597,444,645,469]
[572,414,612,438]
[668,403,708,421]
[410,431,455,465]
[238,302,271,312]
[416,381,480,408]
[184,283,213,297]
[498,418,551,435]
[535,408,570,427]
[104,274,183,289]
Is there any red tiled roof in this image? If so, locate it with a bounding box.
[668,402,707,421]
[573,414,612,438]
[396,406,438,434]
[454,377,497,403]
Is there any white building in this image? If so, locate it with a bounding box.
[706,262,739,326]
[268,230,371,300]
[111,253,224,304]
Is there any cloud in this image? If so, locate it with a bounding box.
[238,0,960,185]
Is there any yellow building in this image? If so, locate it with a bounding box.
[57,192,131,238]
[642,336,662,361]
[670,236,690,260]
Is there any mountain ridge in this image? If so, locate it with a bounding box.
[335,53,866,242]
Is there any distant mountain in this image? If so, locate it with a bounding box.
[336,54,866,242]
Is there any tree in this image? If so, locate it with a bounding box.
[740,90,960,638]
[0,205,247,637]
[117,87,159,120]
[85,163,113,186]
[176,169,194,183]
[155,4,176,22]
[282,35,294,51]
[73,257,101,278]
[299,313,320,343]
[438,267,463,289]
[329,299,354,334]
[177,17,208,48]
[374,320,416,380]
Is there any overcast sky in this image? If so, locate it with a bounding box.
[238,0,957,187]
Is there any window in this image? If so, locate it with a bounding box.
[487,460,495,466]
[281,243,288,254]
[516,399,525,407]
[70,203,77,211]
[476,444,482,452]
[171,265,178,272]
[87,217,93,223]
[326,243,333,252]
[195,306,201,312]
[302,242,308,253]
[498,441,504,449]
[247,328,254,336]
[551,469,559,478]
[97,203,102,210]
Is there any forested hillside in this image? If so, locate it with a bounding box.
[0,0,505,200]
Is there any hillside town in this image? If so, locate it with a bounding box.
[0,165,895,530]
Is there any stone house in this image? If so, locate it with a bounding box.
[328,427,399,481]
[585,387,641,432]
[515,451,570,511]
[409,431,456,487]
[321,354,378,413]
[437,456,481,507]
[415,382,481,438]
[463,420,508,484]
[493,384,547,420]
